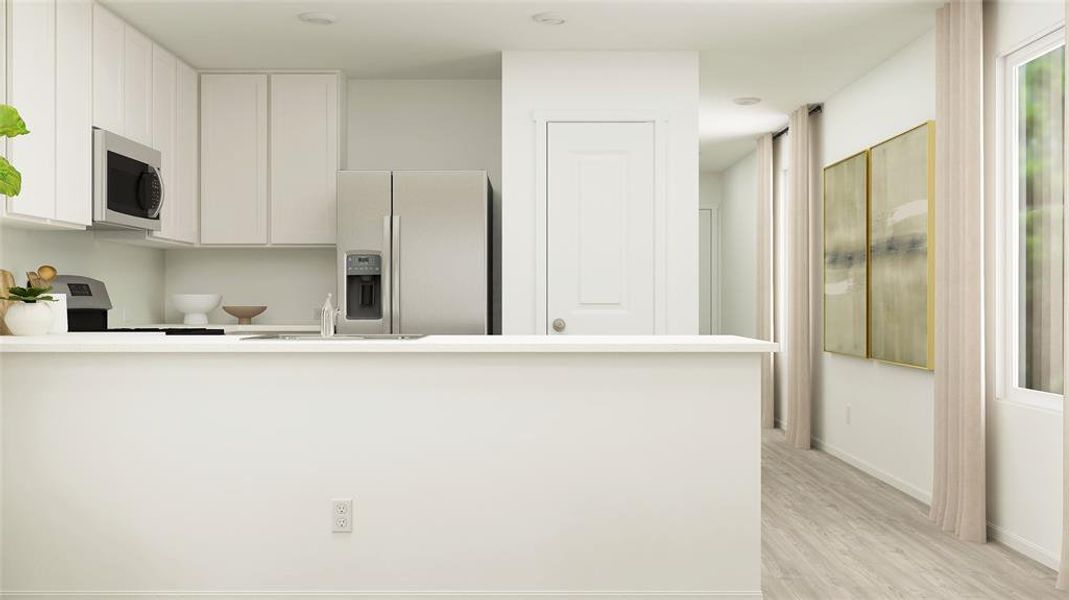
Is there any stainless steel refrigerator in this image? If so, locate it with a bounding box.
[337,171,492,335]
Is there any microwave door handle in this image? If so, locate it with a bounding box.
[147,166,164,219]
[382,216,392,334]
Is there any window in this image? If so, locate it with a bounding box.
[1002,30,1065,407]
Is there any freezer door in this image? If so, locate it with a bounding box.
[337,171,393,334]
[392,171,489,334]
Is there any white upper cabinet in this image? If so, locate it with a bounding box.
[5,0,91,227]
[201,71,341,246]
[3,0,187,231]
[200,74,269,245]
[122,26,153,146]
[6,0,56,221]
[54,0,93,226]
[0,0,6,109]
[91,3,124,133]
[269,74,339,245]
[92,4,154,146]
[86,1,197,244]
[149,44,177,241]
[173,60,199,244]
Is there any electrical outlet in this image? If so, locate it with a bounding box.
[332,498,353,533]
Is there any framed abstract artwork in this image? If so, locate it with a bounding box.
[867,122,935,369]
[823,151,869,358]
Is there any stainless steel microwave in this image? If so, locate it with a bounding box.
[92,128,163,231]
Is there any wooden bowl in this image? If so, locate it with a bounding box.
[222,305,267,325]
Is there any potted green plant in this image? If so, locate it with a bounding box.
[0,104,30,197]
[2,286,56,336]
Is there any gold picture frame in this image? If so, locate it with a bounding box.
[823,150,870,358]
[867,121,935,370]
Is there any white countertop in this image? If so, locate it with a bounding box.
[0,333,778,354]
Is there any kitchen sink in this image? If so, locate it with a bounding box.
[242,333,427,341]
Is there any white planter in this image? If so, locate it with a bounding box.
[5,302,55,336]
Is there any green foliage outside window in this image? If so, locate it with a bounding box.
[1019,46,1065,394]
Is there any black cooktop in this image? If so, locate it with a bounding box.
[106,328,226,336]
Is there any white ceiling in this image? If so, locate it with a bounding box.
[104,0,940,172]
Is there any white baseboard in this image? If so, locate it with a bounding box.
[807,436,1061,573]
[987,522,1060,570]
[0,592,762,599]
[809,435,933,505]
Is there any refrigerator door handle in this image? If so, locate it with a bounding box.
[392,215,402,333]
[382,215,393,334]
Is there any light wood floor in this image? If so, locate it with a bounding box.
[762,429,1067,599]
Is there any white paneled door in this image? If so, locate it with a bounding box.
[547,122,655,335]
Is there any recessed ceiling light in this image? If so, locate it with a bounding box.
[733,97,762,106]
[531,12,566,26]
[298,11,337,25]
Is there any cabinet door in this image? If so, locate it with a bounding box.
[54,0,93,226]
[0,0,6,108]
[149,44,177,240]
[91,3,123,133]
[269,74,338,244]
[6,0,56,220]
[122,26,152,145]
[175,60,199,244]
[200,74,268,244]
[547,122,656,334]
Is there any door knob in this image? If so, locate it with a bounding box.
[552,318,566,333]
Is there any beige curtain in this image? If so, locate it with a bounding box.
[757,134,775,429]
[784,107,812,449]
[930,0,986,543]
[1059,0,1069,589]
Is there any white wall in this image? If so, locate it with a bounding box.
[160,79,503,327]
[812,31,936,502]
[347,80,500,181]
[700,171,723,208]
[163,248,335,325]
[0,226,165,325]
[719,151,758,338]
[983,0,1065,568]
[501,51,700,334]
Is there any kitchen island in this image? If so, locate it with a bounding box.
[0,334,773,599]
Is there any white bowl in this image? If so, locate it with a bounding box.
[172,294,222,325]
